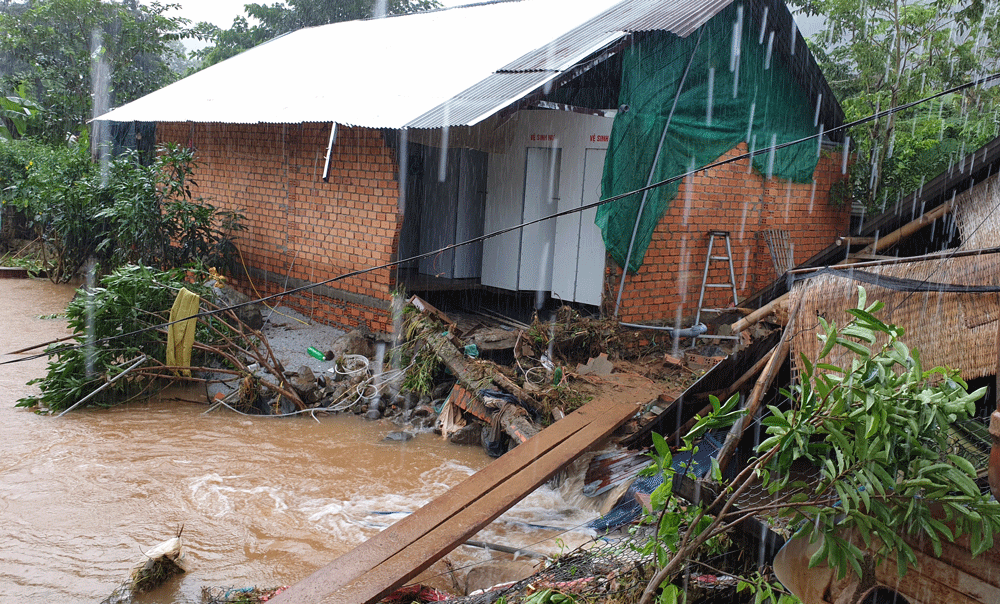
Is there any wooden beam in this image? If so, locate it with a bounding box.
[835,236,876,247]
[269,397,637,604]
[717,299,801,473]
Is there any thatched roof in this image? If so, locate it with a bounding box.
[790,173,1000,380]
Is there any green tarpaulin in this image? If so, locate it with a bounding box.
[597,3,822,273]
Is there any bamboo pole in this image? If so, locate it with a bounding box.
[989,294,1000,500]
[716,297,801,473]
[57,355,148,417]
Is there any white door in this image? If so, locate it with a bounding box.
[517,146,561,291]
[552,147,606,306]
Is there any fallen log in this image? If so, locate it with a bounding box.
[414,316,541,446]
[416,317,542,415]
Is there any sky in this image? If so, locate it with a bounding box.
[162,0,469,28]
[163,0,254,28]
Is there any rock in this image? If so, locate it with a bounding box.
[411,416,435,430]
[278,396,298,415]
[210,284,263,330]
[383,431,413,442]
[431,381,454,400]
[289,365,321,404]
[329,329,375,360]
[576,352,614,376]
[412,404,435,418]
[365,408,382,420]
[469,327,519,351]
[448,424,481,446]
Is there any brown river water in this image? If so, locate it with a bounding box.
[0,279,601,603]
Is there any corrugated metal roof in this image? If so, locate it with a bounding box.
[96,0,843,132]
[405,71,559,129]
[96,0,623,128]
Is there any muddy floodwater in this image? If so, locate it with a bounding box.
[0,279,600,603]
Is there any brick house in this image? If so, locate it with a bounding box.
[99,0,850,337]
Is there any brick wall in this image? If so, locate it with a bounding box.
[606,142,850,325]
[157,122,401,335]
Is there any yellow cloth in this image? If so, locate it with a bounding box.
[166,287,200,377]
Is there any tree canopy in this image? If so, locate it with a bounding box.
[192,0,441,69]
[790,0,1000,213]
[0,0,189,142]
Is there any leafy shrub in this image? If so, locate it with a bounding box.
[1,138,244,281]
[636,288,1000,604]
[17,265,217,411]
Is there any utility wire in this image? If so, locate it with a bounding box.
[5,72,1000,366]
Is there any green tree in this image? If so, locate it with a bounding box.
[192,0,441,69]
[791,0,1000,212]
[0,0,190,142]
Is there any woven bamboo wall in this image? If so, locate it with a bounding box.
[790,253,1000,380]
[953,171,1000,250]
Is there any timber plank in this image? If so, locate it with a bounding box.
[324,399,639,604]
[270,397,631,604]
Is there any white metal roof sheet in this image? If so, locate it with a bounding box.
[96,0,626,128]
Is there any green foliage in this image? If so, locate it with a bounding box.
[736,572,801,604]
[523,588,576,604]
[17,265,217,411]
[792,0,1000,212]
[0,0,190,142]
[1,139,244,281]
[192,0,441,69]
[400,347,441,396]
[634,394,741,569]
[0,83,40,139]
[95,143,246,273]
[637,288,998,604]
[0,252,43,277]
[0,135,105,282]
[760,287,999,578]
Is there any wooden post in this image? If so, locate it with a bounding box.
[717,296,801,473]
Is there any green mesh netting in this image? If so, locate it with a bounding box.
[597,3,822,273]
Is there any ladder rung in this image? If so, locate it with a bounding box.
[700,308,734,313]
[710,256,731,261]
[697,334,740,340]
[705,283,733,288]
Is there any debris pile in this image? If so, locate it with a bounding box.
[264,296,720,461]
[101,527,186,604]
